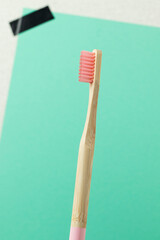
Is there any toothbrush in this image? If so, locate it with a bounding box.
[69,49,102,240]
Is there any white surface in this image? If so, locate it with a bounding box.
[0,0,160,136]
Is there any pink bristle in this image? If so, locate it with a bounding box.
[79,51,95,83]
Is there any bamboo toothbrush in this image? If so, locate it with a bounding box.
[69,49,102,240]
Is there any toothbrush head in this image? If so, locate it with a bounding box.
[79,51,95,83]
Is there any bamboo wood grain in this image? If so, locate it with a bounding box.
[71,49,102,228]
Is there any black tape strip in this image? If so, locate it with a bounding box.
[9,6,54,36]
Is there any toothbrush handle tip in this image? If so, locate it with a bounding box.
[69,227,86,240]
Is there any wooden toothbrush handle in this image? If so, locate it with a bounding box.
[71,140,95,228]
[70,50,102,238]
[71,50,102,229]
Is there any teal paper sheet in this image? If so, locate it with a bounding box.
[0,11,160,240]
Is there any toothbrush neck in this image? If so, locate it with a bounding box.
[81,82,100,148]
